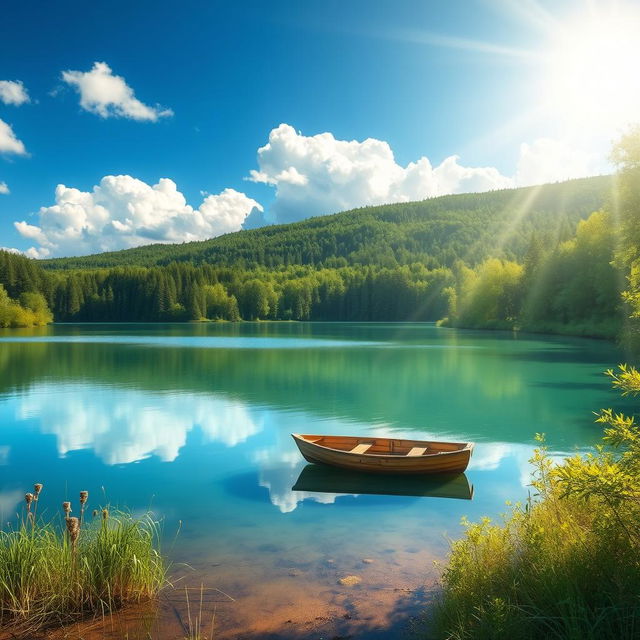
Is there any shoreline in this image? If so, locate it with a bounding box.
[2,318,621,344]
[8,564,437,640]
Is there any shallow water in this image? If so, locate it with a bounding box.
[0,323,627,638]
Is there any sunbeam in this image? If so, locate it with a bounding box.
[381,27,539,60]
[492,0,561,35]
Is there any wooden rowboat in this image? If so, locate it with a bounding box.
[292,433,474,475]
[293,464,474,499]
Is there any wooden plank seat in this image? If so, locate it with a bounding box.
[406,447,428,457]
[350,443,373,454]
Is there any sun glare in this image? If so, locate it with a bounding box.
[546,5,640,134]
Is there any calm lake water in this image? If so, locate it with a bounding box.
[0,323,627,638]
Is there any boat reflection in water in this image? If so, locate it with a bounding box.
[292,464,474,500]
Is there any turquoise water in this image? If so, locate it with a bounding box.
[0,323,627,638]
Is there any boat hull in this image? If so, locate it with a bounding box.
[292,434,473,475]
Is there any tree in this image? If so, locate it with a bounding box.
[185,284,206,321]
[455,258,523,328]
[0,284,48,327]
[281,279,313,320]
[238,279,277,320]
[612,126,640,265]
[612,127,640,346]
[203,283,240,320]
[19,292,53,325]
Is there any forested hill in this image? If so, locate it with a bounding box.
[41,176,612,270]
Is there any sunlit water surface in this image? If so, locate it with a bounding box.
[0,323,627,638]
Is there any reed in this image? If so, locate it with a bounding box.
[0,484,167,633]
[182,585,216,640]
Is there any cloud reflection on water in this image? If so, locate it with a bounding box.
[253,448,351,513]
[0,488,24,518]
[17,383,263,464]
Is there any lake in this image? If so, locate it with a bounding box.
[0,323,626,639]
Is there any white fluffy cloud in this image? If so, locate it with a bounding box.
[247,124,514,226]
[0,80,30,106]
[0,181,9,194]
[515,138,596,186]
[0,118,26,155]
[15,175,262,258]
[246,124,598,227]
[62,62,173,121]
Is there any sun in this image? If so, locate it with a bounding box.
[544,4,640,135]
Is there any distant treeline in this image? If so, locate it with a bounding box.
[1,251,453,322]
[0,205,623,337]
[1,164,637,340]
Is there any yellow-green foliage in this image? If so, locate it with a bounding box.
[431,366,640,640]
[521,210,621,336]
[452,258,524,329]
[0,490,166,633]
[0,285,53,328]
[612,127,640,348]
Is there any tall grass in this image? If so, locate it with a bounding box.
[0,487,167,632]
[430,488,640,639]
[428,367,640,640]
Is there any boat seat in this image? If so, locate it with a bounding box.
[350,443,373,454]
[406,447,428,457]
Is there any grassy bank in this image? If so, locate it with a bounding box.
[427,366,640,640]
[0,487,166,633]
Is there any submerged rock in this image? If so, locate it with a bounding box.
[338,575,362,586]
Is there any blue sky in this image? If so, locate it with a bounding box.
[0,0,637,257]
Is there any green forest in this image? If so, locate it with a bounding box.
[40,176,609,270]
[1,130,639,346]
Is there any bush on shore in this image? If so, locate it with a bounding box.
[0,285,53,328]
[430,365,640,640]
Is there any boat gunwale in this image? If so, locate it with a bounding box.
[292,433,474,459]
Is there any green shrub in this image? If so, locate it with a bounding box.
[0,285,53,327]
[429,366,640,640]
